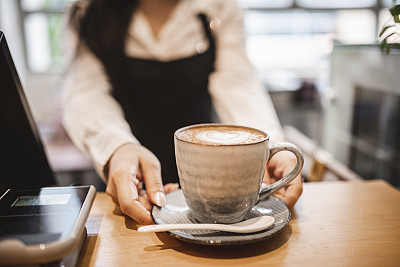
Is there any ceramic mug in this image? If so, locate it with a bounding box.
[174,123,304,224]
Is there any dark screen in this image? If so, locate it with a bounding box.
[0,31,56,191]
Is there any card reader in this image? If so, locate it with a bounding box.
[0,186,96,265]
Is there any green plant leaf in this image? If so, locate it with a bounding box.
[383,32,397,41]
[390,5,400,22]
[380,39,391,54]
[390,5,400,16]
[379,25,395,37]
[381,32,398,54]
[381,41,400,54]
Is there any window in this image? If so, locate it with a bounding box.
[296,0,376,9]
[20,0,72,73]
[242,0,387,93]
[16,0,391,75]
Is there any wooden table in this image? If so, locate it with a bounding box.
[77,180,400,266]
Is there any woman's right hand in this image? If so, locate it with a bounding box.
[105,143,178,225]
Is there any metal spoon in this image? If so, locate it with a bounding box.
[138,216,274,234]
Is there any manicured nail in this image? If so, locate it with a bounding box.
[155,192,166,207]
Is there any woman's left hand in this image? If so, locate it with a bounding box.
[262,151,303,209]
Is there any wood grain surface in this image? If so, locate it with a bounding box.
[77,180,400,267]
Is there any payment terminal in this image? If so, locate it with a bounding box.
[0,186,96,266]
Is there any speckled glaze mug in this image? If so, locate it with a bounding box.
[174,124,304,224]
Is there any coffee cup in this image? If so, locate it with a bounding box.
[174,123,304,224]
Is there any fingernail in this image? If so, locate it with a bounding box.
[155,192,166,207]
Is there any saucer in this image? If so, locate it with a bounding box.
[151,190,290,245]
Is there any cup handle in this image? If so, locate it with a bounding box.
[258,142,304,203]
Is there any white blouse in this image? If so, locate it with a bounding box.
[62,0,284,180]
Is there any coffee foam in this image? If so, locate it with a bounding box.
[177,125,267,145]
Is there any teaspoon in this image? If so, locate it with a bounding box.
[138,215,274,234]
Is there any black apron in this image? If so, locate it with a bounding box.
[112,14,215,184]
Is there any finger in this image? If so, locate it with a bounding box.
[262,166,271,184]
[140,157,166,207]
[138,194,152,211]
[283,194,298,209]
[119,199,153,225]
[282,175,303,209]
[164,183,180,194]
[138,188,152,211]
[113,171,153,225]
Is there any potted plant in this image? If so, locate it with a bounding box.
[380,0,400,53]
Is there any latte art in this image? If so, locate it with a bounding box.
[197,130,252,145]
[176,125,267,145]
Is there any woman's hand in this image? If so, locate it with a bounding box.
[105,143,178,225]
[263,151,303,209]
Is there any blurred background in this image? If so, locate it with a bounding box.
[0,0,399,191]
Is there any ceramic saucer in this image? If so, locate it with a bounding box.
[151,189,290,245]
